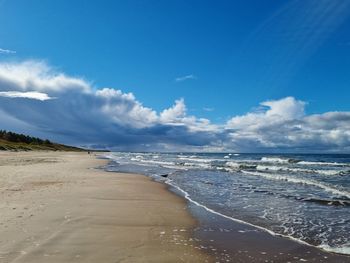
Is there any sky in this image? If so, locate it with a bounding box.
[0,0,350,152]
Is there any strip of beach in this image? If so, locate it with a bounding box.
[0,152,209,262]
[1,152,349,263]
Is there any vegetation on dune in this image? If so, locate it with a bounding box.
[0,130,85,151]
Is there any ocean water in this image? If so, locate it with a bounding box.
[103,152,350,255]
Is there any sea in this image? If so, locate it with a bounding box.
[103,152,350,255]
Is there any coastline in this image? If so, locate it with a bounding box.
[164,175,350,262]
[178,190,350,263]
[0,152,210,262]
[1,151,349,263]
[102,154,350,262]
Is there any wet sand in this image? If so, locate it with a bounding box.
[0,152,210,262]
[187,202,350,262]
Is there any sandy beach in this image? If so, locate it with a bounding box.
[0,152,210,262]
[1,151,350,263]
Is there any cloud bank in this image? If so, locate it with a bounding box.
[0,60,349,152]
[226,97,350,152]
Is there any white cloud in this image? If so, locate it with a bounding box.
[0,91,54,101]
[0,48,16,54]
[159,98,218,132]
[160,98,186,124]
[226,97,350,152]
[227,97,305,129]
[0,60,90,93]
[261,97,305,119]
[175,74,196,82]
[96,88,158,128]
[0,60,349,152]
[0,60,216,150]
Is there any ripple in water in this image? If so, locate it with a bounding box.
[104,152,350,255]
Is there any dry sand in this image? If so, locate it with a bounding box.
[0,152,210,262]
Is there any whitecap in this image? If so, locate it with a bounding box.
[260,157,289,164]
[241,170,350,199]
[256,165,347,176]
[298,161,350,167]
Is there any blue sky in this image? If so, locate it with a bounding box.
[0,0,350,152]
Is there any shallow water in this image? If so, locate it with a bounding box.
[104,152,350,255]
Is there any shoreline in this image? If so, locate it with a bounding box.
[172,186,350,262]
[102,155,350,262]
[1,151,349,262]
[0,152,210,262]
[165,183,350,262]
